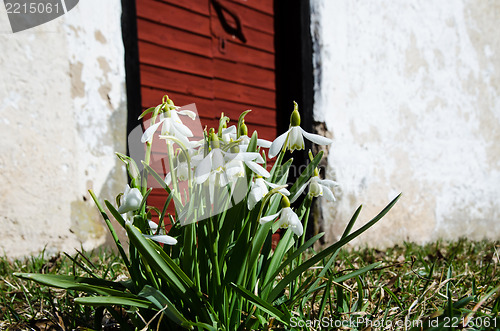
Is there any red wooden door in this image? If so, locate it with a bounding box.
[135,0,277,218]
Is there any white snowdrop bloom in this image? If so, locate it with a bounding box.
[259,207,303,237]
[118,185,143,214]
[141,108,196,145]
[223,151,270,179]
[269,105,332,158]
[268,126,332,158]
[165,161,190,185]
[247,178,290,210]
[290,175,338,203]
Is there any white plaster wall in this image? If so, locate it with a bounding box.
[311,0,500,246]
[0,1,127,258]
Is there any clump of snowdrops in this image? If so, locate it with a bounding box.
[16,96,399,330]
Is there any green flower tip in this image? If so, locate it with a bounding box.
[313,167,319,177]
[281,195,291,208]
[290,102,301,127]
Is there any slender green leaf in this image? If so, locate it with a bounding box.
[75,296,154,309]
[229,282,289,324]
[138,285,194,329]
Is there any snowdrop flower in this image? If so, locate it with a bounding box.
[118,185,143,214]
[141,107,196,145]
[248,177,290,210]
[268,102,333,158]
[221,125,272,151]
[291,174,338,203]
[148,220,159,232]
[259,196,303,236]
[165,150,191,185]
[223,150,270,179]
[193,148,225,185]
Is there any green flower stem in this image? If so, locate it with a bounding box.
[166,141,180,201]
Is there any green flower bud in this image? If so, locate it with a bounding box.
[280,195,291,208]
[231,145,240,153]
[210,131,220,149]
[238,121,248,137]
[313,167,319,177]
[290,101,301,127]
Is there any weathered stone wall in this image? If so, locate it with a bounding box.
[0,1,127,258]
[311,1,500,246]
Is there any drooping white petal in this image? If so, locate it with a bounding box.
[144,234,177,245]
[318,179,338,188]
[245,160,270,178]
[248,178,268,210]
[225,152,263,163]
[172,120,194,138]
[264,181,290,195]
[194,152,212,184]
[165,172,172,186]
[299,127,333,146]
[290,179,311,203]
[259,211,281,224]
[177,109,197,120]
[211,149,225,172]
[257,138,272,148]
[225,160,245,181]
[322,186,336,202]
[141,120,164,143]
[269,129,289,158]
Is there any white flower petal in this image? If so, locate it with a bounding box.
[264,181,290,196]
[194,152,212,184]
[148,220,159,231]
[177,109,196,120]
[118,187,143,214]
[144,234,177,245]
[257,138,272,148]
[318,179,338,188]
[290,179,310,203]
[269,130,289,158]
[172,121,194,138]
[140,120,164,143]
[259,211,281,224]
[322,186,336,202]
[245,160,271,178]
[211,149,225,171]
[222,125,236,135]
[165,172,172,186]
[279,208,303,236]
[299,127,333,146]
